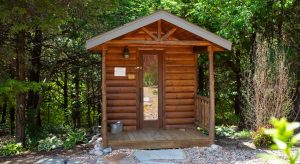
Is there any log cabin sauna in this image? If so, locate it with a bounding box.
[86,11,232,149]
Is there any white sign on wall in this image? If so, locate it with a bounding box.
[114,67,126,76]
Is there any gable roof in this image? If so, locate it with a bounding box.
[86,10,232,50]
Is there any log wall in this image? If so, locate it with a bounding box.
[106,47,138,131]
[164,46,197,128]
[105,46,197,130]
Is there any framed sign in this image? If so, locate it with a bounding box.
[114,67,126,76]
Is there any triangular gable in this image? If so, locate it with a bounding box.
[86,10,232,50]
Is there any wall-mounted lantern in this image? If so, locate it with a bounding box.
[123,46,130,59]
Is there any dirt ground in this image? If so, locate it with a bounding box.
[0,144,91,164]
[143,86,158,120]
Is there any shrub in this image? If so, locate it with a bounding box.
[63,129,86,150]
[37,136,63,151]
[261,118,300,164]
[215,125,236,138]
[0,142,23,157]
[235,130,251,139]
[252,128,273,147]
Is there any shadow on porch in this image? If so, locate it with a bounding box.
[108,128,210,149]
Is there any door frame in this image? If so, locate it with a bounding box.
[137,50,164,129]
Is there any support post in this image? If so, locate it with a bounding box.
[157,20,161,41]
[101,46,108,147]
[208,46,215,144]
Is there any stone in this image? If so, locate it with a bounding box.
[36,158,66,164]
[103,153,127,164]
[209,144,222,151]
[134,149,186,161]
[66,159,81,164]
[102,147,112,154]
[88,134,100,144]
[89,149,95,155]
[140,161,175,164]
[94,150,104,156]
[237,141,256,150]
[96,157,105,164]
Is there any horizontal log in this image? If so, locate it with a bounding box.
[165,124,195,129]
[165,66,195,73]
[106,80,136,87]
[165,52,194,56]
[165,74,195,80]
[106,60,136,66]
[165,105,195,112]
[107,40,212,46]
[165,118,195,125]
[165,93,194,99]
[166,99,194,105]
[106,75,130,80]
[165,86,195,93]
[106,67,137,73]
[107,87,136,93]
[165,80,195,86]
[107,106,137,113]
[107,100,136,106]
[108,119,137,126]
[107,47,137,54]
[165,112,195,118]
[107,113,136,120]
[165,47,193,53]
[123,125,136,131]
[166,60,195,65]
[196,95,210,102]
[107,93,136,100]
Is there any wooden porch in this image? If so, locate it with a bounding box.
[108,128,210,149]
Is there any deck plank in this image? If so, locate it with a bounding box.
[108,128,210,149]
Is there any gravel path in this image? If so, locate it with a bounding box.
[0,146,293,164]
[68,147,289,164]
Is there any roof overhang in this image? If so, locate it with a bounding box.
[86,10,232,51]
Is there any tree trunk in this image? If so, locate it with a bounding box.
[63,70,69,125]
[1,100,7,125]
[86,77,91,128]
[15,31,26,145]
[234,49,244,129]
[72,68,81,128]
[10,107,15,135]
[27,28,42,127]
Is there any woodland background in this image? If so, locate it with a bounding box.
[0,0,299,148]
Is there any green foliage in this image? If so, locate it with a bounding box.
[143,72,157,86]
[235,130,251,139]
[63,129,86,150]
[27,124,72,150]
[215,125,236,138]
[0,142,23,157]
[0,79,41,105]
[196,127,209,135]
[215,125,250,139]
[261,118,300,164]
[37,136,63,152]
[252,128,273,148]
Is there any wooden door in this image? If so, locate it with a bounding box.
[138,50,163,129]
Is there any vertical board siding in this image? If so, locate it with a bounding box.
[164,47,196,128]
[106,47,138,131]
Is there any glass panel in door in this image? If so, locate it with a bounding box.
[143,54,158,120]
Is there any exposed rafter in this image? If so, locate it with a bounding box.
[141,27,157,40]
[161,27,177,41]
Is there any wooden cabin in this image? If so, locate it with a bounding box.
[86,11,232,149]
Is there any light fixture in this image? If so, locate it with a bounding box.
[123,46,129,59]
